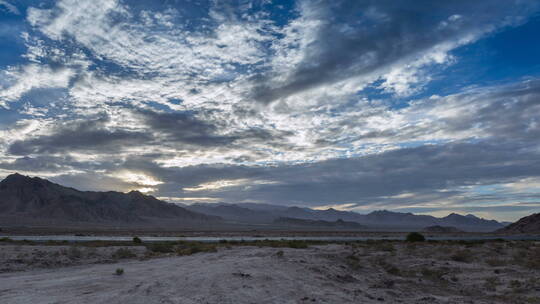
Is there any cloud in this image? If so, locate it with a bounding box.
[134,109,237,147]
[7,116,151,155]
[0,0,19,15]
[0,0,539,221]
[26,0,273,77]
[251,0,538,103]
[145,139,540,210]
[0,65,74,108]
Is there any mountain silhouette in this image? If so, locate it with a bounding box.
[0,173,218,228]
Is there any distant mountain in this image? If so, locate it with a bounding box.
[0,173,508,232]
[187,203,276,223]
[422,225,463,233]
[0,173,218,228]
[496,213,540,234]
[274,217,365,229]
[236,202,290,212]
[185,203,505,232]
[437,213,502,232]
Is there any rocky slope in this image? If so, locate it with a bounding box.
[0,173,218,227]
[496,213,540,234]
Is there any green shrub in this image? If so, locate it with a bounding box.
[276,250,284,257]
[486,258,506,267]
[113,248,136,259]
[147,242,175,253]
[509,280,524,292]
[67,246,83,259]
[406,232,425,242]
[287,240,308,249]
[345,254,361,269]
[484,277,500,291]
[450,249,472,263]
[420,267,447,281]
[115,268,124,275]
[525,247,540,269]
[132,236,142,244]
[384,264,401,276]
[176,243,217,256]
[375,242,395,252]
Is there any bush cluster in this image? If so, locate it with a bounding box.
[406,232,425,242]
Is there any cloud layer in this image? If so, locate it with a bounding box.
[0,0,539,221]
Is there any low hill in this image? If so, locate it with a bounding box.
[422,225,463,233]
[496,213,540,234]
[273,217,365,229]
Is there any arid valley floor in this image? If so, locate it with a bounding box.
[0,239,539,303]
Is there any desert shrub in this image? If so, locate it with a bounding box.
[405,242,417,252]
[86,247,98,257]
[525,247,540,269]
[484,277,500,291]
[489,243,505,254]
[176,243,217,256]
[276,250,284,257]
[287,240,308,249]
[420,267,448,281]
[147,242,175,253]
[375,257,400,276]
[486,258,506,267]
[67,246,83,259]
[132,236,142,244]
[525,296,540,304]
[384,264,401,276]
[345,254,361,269]
[115,268,124,275]
[512,249,527,265]
[509,280,524,292]
[113,248,136,259]
[406,232,425,242]
[375,242,395,252]
[450,249,472,263]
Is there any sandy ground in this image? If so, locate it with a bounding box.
[0,242,539,303]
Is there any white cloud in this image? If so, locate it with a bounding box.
[0,64,74,107]
[0,0,19,15]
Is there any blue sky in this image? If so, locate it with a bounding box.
[1,0,540,221]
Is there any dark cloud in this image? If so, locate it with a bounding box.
[134,109,238,146]
[0,156,71,172]
[7,109,273,156]
[393,204,540,214]
[7,116,151,155]
[251,0,538,103]
[143,139,540,207]
[134,108,294,149]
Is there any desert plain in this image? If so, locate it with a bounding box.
[0,238,539,304]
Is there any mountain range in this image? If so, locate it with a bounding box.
[0,173,512,232]
[0,173,217,228]
[185,202,506,232]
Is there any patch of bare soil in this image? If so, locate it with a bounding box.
[0,241,539,303]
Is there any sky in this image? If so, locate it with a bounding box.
[1,0,539,222]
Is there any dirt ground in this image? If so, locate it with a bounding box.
[0,241,539,303]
